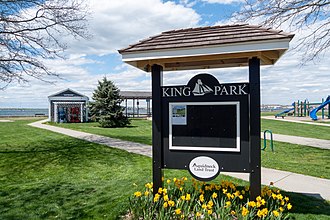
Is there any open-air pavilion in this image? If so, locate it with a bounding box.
[120,91,152,117]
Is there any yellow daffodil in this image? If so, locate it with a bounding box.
[163,202,168,208]
[257,208,268,218]
[166,179,171,184]
[272,193,277,199]
[242,207,249,217]
[287,203,292,210]
[145,182,153,189]
[207,209,212,215]
[196,212,201,217]
[248,201,256,208]
[273,210,279,217]
[144,191,150,196]
[212,192,217,199]
[168,200,175,207]
[230,210,236,215]
[175,208,181,215]
[202,204,207,210]
[134,191,142,197]
[154,194,160,202]
[164,194,169,201]
[162,188,167,195]
[186,193,191,201]
[158,188,163,194]
[199,194,204,202]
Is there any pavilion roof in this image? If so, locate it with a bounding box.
[119,24,294,71]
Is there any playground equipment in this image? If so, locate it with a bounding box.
[275,103,294,118]
[262,130,274,152]
[310,96,330,121]
[293,97,330,119]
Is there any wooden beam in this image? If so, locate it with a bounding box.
[262,51,279,59]
[132,50,282,71]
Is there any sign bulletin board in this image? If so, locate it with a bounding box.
[160,73,251,180]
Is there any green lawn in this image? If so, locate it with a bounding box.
[0,119,153,219]
[0,119,329,219]
[261,119,330,140]
[49,119,152,145]
[52,119,330,179]
[262,141,330,179]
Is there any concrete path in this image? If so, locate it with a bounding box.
[262,116,330,127]
[29,120,330,200]
[29,120,152,157]
[262,132,330,150]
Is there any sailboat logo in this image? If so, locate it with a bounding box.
[192,79,213,96]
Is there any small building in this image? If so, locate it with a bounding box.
[120,91,152,117]
[48,88,89,123]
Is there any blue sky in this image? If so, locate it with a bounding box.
[1,0,329,108]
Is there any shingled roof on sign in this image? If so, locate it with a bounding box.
[118,24,294,71]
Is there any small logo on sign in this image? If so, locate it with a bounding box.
[192,79,213,96]
[189,156,219,180]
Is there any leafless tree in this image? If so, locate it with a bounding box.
[0,0,89,88]
[234,0,330,63]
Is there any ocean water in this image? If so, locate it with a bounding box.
[0,108,48,117]
[0,107,151,117]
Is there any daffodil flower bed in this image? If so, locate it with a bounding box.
[128,177,292,220]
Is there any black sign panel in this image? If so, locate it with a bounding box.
[161,73,250,173]
[170,102,239,151]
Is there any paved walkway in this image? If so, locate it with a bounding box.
[262,116,330,127]
[29,120,330,200]
[261,132,330,150]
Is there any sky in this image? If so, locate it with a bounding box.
[1,0,330,108]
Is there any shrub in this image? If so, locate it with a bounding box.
[99,114,130,128]
[128,177,292,220]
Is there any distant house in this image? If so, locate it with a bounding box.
[48,89,89,123]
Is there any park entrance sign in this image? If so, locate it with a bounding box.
[119,24,294,199]
[163,73,250,179]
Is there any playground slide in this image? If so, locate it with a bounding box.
[310,96,330,120]
[275,108,294,118]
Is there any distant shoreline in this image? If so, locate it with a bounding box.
[0,108,48,117]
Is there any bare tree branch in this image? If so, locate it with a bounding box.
[234,0,330,63]
[0,0,89,89]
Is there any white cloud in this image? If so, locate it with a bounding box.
[2,0,330,108]
[1,0,201,108]
[65,0,201,55]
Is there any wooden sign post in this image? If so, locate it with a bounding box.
[119,25,294,199]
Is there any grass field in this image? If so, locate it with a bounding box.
[261,119,330,140]
[1,119,329,219]
[52,119,330,179]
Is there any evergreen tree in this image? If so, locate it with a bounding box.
[90,77,130,127]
